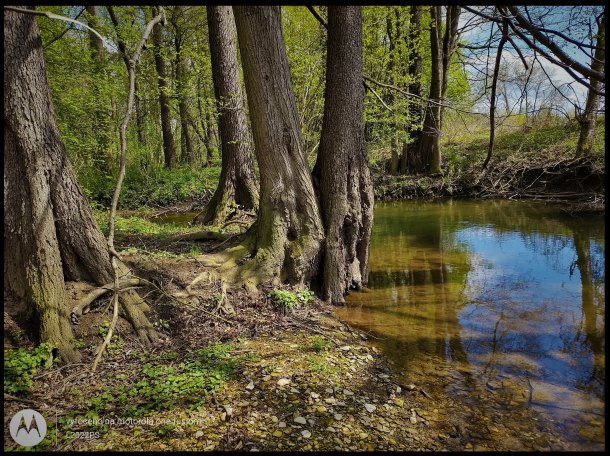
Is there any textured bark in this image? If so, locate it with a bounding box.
[233,6,324,286]
[313,6,374,304]
[4,9,158,363]
[399,5,424,174]
[194,6,259,226]
[417,6,442,175]
[152,7,176,168]
[576,13,604,156]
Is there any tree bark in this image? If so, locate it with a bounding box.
[417,6,443,175]
[313,6,374,304]
[576,12,605,156]
[4,8,158,363]
[399,5,424,174]
[233,6,324,286]
[194,6,259,226]
[152,7,176,168]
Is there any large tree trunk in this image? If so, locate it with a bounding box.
[152,7,176,169]
[232,6,324,287]
[194,6,259,226]
[576,13,604,156]
[313,6,374,304]
[417,6,443,175]
[4,8,158,363]
[399,5,424,174]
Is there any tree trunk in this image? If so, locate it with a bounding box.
[174,31,195,164]
[233,6,324,286]
[417,6,442,175]
[4,8,158,363]
[313,6,374,304]
[152,7,176,168]
[107,6,145,145]
[440,6,461,130]
[576,13,604,156]
[386,12,399,174]
[399,6,424,174]
[85,5,112,171]
[194,6,259,226]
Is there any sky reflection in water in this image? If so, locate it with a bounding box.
[338,199,604,448]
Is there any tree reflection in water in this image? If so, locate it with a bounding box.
[338,199,604,450]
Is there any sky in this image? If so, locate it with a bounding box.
[458,6,603,113]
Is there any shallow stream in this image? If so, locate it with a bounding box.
[336,199,604,450]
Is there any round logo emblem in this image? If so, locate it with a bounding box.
[9,409,47,447]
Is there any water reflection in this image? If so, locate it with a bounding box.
[338,199,605,449]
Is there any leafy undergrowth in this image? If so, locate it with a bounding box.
[82,164,220,211]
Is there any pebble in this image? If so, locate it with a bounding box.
[302,430,312,438]
[278,422,286,428]
[277,378,290,386]
[294,416,307,425]
[326,427,336,433]
[195,430,204,438]
[334,413,343,420]
[343,389,354,396]
[364,403,376,413]
[310,392,320,399]
[246,381,255,390]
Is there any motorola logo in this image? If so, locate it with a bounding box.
[9,409,47,447]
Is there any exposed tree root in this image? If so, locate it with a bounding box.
[70,279,144,322]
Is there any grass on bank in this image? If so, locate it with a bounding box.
[78,115,604,213]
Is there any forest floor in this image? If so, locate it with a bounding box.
[2,235,450,451]
[4,226,593,452]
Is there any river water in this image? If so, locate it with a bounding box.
[336,199,605,450]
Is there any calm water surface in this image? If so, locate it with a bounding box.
[337,199,605,450]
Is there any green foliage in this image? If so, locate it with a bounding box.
[4,343,54,394]
[82,344,235,418]
[71,332,89,349]
[296,289,315,305]
[311,336,328,353]
[268,288,316,312]
[268,289,299,310]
